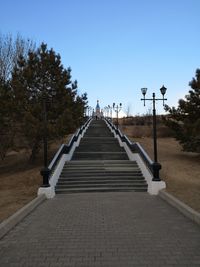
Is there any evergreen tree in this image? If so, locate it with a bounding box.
[164,69,200,153]
[0,33,36,160]
[0,79,15,159]
[72,92,88,127]
[12,43,87,161]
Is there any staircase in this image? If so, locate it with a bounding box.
[55,119,148,193]
[72,119,128,160]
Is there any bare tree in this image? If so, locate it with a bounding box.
[125,103,132,117]
[0,33,36,81]
[0,33,36,160]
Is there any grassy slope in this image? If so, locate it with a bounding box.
[121,125,200,212]
[0,138,70,222]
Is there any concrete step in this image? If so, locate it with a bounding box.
[80,139,118,144]
[75,147,125,152]
[64,160,137,165]
[63,166,139,170]
[59,174,143,179]
[84,130,113,134]
[72,152,129,160]
[63,163,139,167]
[62,170,141,175]
[60,168,142,173]
[59,175,144,180]
[61,168,142,173]
[55,187,147,194]
[56,183,147,189]
[57,179,146,185]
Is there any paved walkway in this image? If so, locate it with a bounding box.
[0,192,200,266]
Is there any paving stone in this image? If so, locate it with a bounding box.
[0,192,200,266]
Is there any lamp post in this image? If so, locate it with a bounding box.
[104,106,108,118]
[108,105,112,120]
[87,106,92,117]
[140,85,167,181]
[40,94,50,187]
[113,103,122,129]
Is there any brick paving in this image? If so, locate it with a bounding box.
[0,192,200,266]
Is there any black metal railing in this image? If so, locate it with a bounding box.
[104,118,161,180]
[41,117,92,186]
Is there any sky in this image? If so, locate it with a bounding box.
[1,0,200,116]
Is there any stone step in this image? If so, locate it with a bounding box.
[75,147,125,152]
[63,166,139,170]
[61,168,142,173]
[79,144,118,147]
[79,139,118,144]
[60,168,142,173]
[59,174,143,179]
[59,174,144,180]
[72,152,129,160]
[84,135,114,138]
[64,160,137,165]
[63,162,138,167]
[55,187,147,194]
[57,179,146,185]
[56,183,147,189]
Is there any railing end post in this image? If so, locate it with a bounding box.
[40,167,50,187]
[151,162,162,181]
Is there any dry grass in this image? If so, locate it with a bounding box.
[0,137,71,222]
[120,124,173,138]
[121,125,200,212]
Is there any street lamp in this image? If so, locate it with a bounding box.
[108,105,112,120]
[113,102,122,129]
[40,93,50,187]
[140,85,167,181]
[87,106,92,117]
[104,106,109,118]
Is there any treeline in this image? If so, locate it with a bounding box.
[0,34,87,161]
[119,115,173,138]
[120,115,163,126]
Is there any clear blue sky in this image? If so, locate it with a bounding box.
[1,0,199,116]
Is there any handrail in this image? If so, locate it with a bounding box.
[48,144,66,170]
[104,117,160,179]
[134,142,154,173]
[41,117,92,185]
[135,142,153,164]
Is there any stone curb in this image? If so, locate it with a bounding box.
[159,189,200,226]
[0,194,46,239]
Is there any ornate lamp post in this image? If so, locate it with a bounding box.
[104,106,109,118]
[87,106,92,117]
[141,85,167,181]
[108,105,112,120]
[113,102,122,129]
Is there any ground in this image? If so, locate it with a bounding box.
[0,137,71,222]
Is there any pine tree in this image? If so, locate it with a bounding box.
[0,33,36,160]
[164,69,200,153]
[0,79,15,159]
[11,43,87,161]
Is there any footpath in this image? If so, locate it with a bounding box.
[0,119,200,267]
